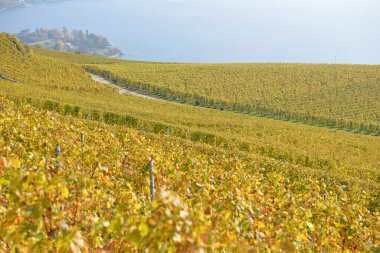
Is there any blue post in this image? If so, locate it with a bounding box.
[149,159,155,201]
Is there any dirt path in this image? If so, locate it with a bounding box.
[0,74,18,83]
[90,74,160,100]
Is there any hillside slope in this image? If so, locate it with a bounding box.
[0,34,113,93]
[0,33,379,252]
[1,98,379,252]
[1,34,380,186]
[85,61,380,134]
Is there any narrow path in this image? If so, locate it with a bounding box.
[0,74,18,83]
[90,74,160,100]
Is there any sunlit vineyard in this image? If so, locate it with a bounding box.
[0,98,379,252]
[84,61,380,134]
[1,34,380,251]
[33,47,126,65]
[1,35,380,183]
[0,34,114,93]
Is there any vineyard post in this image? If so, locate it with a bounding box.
[80,132,85,167]
[55,144,61,169]
[149,159,155,201]
[81,132,85,152]
[167,127,171,136]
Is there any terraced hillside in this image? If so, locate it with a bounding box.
[1,34,380,185]
[84,61,380,134]
[0,34,379,251]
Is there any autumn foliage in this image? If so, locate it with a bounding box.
[0,98,379,252]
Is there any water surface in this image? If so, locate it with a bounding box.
[0,0,379,64]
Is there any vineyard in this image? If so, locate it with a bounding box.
[84,62,380,134]
[34,47,125,65]
[0,34,114,94]
[1,34,380,182]
[1,98,379,252]
[0,34,379,251]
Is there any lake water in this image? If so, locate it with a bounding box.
[0,0,379,64]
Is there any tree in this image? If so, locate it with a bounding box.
[62,26,70,42]
[77,30,86,41]
[48,29,62,40]
[54,39,65,51]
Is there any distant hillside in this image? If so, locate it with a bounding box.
[17,28,124,58]
[0,0,62,11]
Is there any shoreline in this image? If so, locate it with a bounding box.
[0,3,33,13]
[0,0,66,13]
